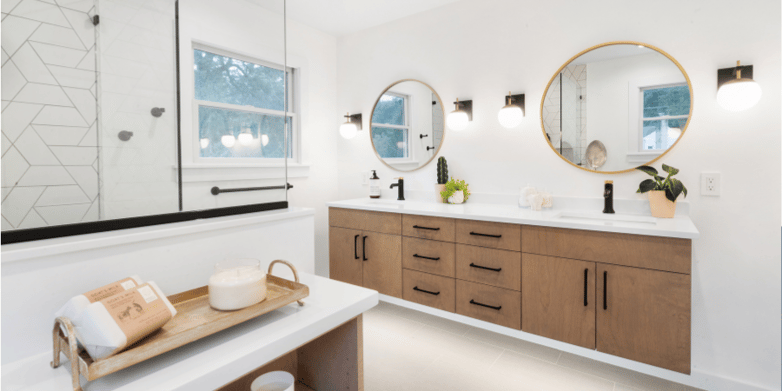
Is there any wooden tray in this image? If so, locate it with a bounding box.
[51,260,308,391]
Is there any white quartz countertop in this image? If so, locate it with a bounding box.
[1,273,378,391]
[327,198,699,239]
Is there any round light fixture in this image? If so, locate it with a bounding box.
[261,134,270,146]
[200,138,209,149]
[221,134,236,148]
[447,98,470,131]
[238,132,253,146]
[340,112,359,139]
[717,76,761,112]
[498,93,524,129]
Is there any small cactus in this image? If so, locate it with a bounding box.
[437,156,448,184]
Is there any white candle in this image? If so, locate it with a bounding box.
[208,260,267,311]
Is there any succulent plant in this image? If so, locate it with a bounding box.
[437,156,448,185]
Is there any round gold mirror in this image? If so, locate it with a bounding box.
[540,41,693,174]
[370,79,445,172]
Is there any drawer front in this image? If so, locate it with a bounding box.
[402,237,455,277]
[456,280,521,329]
[329,207,401,235]
[455,219,521,251]
[402,214,455,242]
[455,244,521,291]
[403,269,456,312]
[521,225,691,274]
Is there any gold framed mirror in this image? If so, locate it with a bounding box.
[540,41,693,174]
[369,79,445,172]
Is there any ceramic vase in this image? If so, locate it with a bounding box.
[648,190,676,218]
[448,190,465,204]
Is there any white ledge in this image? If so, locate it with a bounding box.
[179,163,310,183]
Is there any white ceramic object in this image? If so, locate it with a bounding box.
[208,259,267,311]
[519,184,537,207]
[448,190,465,204]
[251,371,295,391]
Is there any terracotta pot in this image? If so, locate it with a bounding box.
[435,184,447,203]
[648,190,676,218]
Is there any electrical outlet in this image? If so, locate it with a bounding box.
[701,172,721,196]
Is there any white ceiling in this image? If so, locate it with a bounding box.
[570,45,657,65]
[244,0,463,37]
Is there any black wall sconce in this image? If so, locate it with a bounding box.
[498,92,525,129]
[339,112,362,139]
[717,61,761,111]
[447,98,472,131]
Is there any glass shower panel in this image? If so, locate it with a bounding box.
[560,73,581,165]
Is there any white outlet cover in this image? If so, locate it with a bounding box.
[700,172,721,196]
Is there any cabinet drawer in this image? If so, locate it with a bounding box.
[329,207,401,235]
[521,225,691,274]
[402,214,455,242]
[402,237,455,277]
[403,269,455,313]
[455,220,520,251]
[456,280,521,329]
[455,244,521,291]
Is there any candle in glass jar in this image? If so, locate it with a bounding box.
[208,259,267,311]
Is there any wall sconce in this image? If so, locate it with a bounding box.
[498,92,525,129]
[238,126,253,146]
[717,60,761,111]
[340,112,362,139]
[447,98,472,131]
[221,134,236,148]
[200,138,209,149]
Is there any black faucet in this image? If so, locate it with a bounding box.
[390,178,405,201]
[603,180,615,214]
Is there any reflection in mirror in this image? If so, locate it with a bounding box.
[370,80,445,171]
[541,43,692,173]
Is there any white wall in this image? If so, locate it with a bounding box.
[335,0,781,390]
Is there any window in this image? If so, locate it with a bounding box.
[194,47,295,160]
[371,92,410,159]
[640,84,690,151]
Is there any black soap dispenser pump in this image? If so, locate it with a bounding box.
[369,170,380,199]
[603,180,615,214]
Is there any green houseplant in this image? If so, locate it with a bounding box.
[440,178,470,204]
[435,157,448,203]
[636,164,688,218]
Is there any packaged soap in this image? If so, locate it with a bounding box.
[74,281,177,360]
[55,276,144,336]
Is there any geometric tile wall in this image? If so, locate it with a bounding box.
[541,63,587,166]
[1,0,100,230]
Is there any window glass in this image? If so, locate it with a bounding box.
[372,126,408,158]
[198,106,291,158]
[642,118,686,151]
[642,85,690,118]
[372,94,405,126]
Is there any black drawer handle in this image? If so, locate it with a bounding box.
[603,271,607,310]
[470,299,501,311]
[413,225,440,231]
[470,232,502,238]
[413,286,440,296]
[469,263,502,272]
[362,236,368,261]
[354,235,359,260]
[583,268,588,307]
[413,254,440,261]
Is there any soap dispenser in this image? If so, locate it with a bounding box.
[369,170,380,199]
[603,180,615,214]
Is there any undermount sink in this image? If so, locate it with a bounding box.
[552,211,657,226]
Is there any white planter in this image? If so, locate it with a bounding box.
[448,190,465,204]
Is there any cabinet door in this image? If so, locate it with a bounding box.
[329,227,364,287]
[596,264,691,374]
[522,254,595,349]
[362,232,402,298]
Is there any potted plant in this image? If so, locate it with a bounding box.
[440,178,471,204]
[435,157,448,203]
[636,164,688,218]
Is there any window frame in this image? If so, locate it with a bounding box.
[371,91,414,162]
[638,82,689,152]
[191,44,299,165]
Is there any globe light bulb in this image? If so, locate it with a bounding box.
[717,78,761,112]
[447,110,469,131]
[498,104,524,129]
[261,134,270,146]
[237,132,253,146]
[221,134,236,148]
[200,138,209,149]
[340,122,358,139]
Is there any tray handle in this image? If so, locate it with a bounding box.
[268,260,304,306]
[51,317,83,391]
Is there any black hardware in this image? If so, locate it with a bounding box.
[469,232,502,238]
[343,113,362,130]
[452,99,473,121]
[603,271,608,310]
[175,0,183,212]
[354,235,359,260]
[717,64,754,88]
[469,263,501,272]
[362,236,368,261]
[470,299,501,311]
[211,183,293,195]
[584,268,588,307]
[504,93,526,114]
[603,181,615,214]
[426,146,435,151]
[118,130,133,141]
[92,15,99,25]
[151,107,166,117]
[413,254,440,261]
[390,178,405,201]
[420,134,429,139]
[413,286,440,296]
[413,225,440,231]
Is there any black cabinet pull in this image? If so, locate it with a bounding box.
[470,232,502,238]
[413,254,440,261]
[413,225,440,231]
[470,299,502,311]
[354,235,359,260]
[603,271,608,310]
[469,263,502,272]
[413,286,440,296]
[362,236,368,261]
[583,268,588,307]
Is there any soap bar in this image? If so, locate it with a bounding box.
[74,281,177,360]
[55,276,144,336]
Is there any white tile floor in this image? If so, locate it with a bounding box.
[363,301,703,391]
